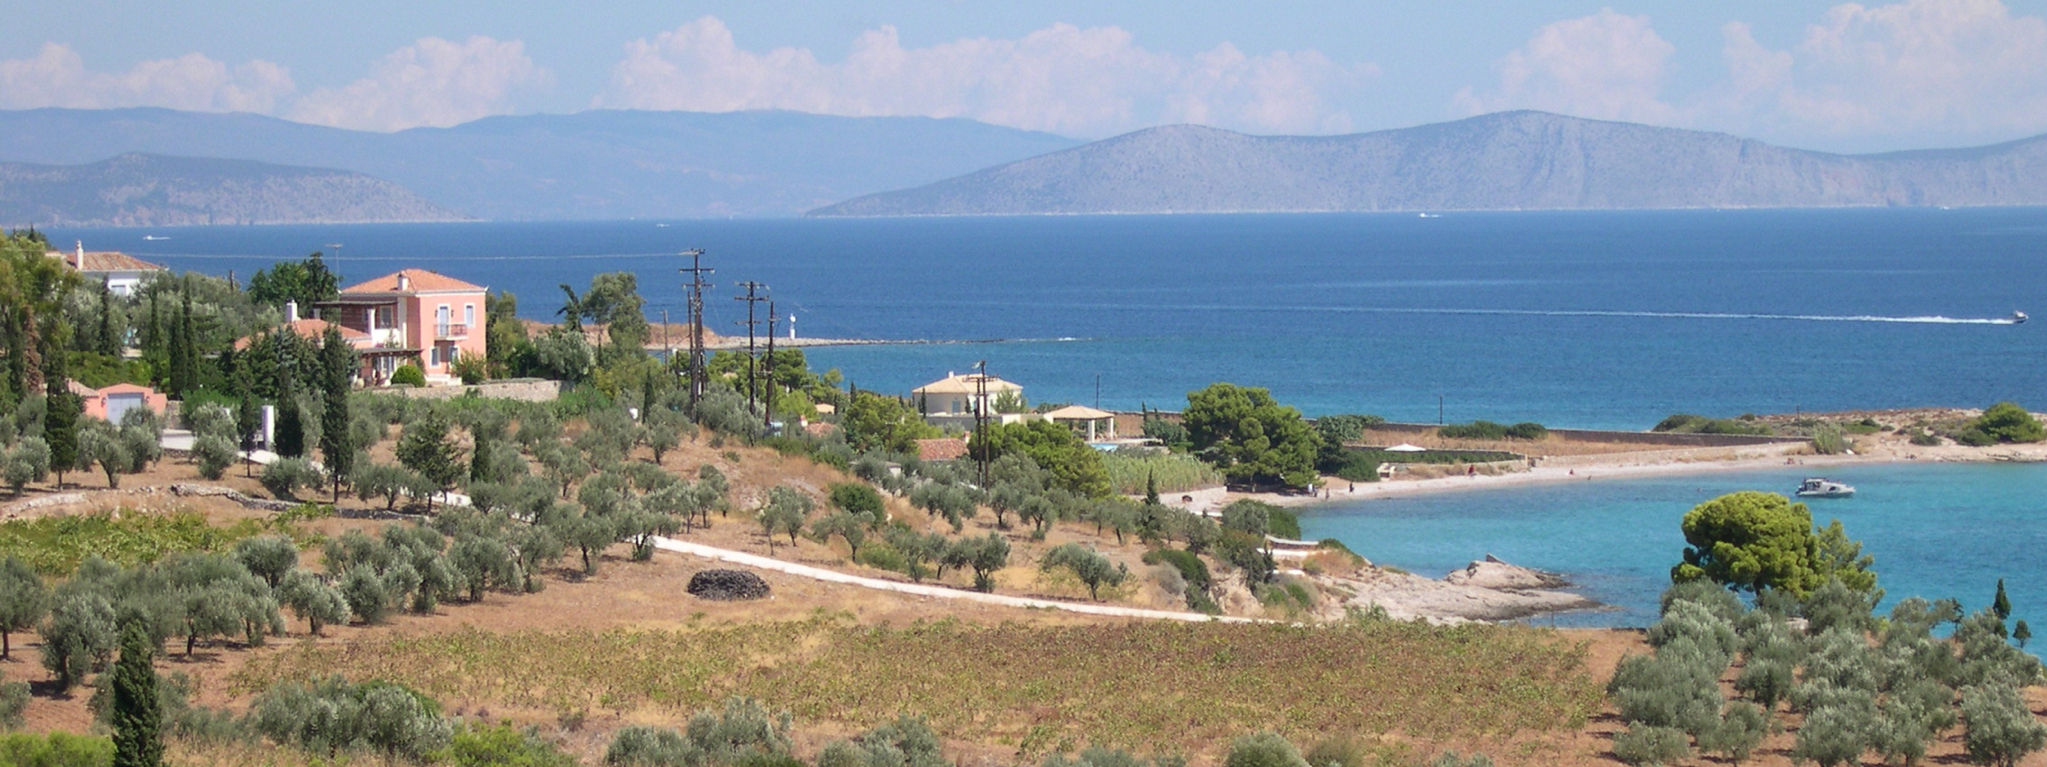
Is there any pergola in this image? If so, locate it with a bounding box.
[1044,405,1117,441]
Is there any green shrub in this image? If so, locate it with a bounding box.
[1437,421,1507,440]
[246,676,451,759]
[446,721,578,767]
[1224,732,1307,767]
[1811,424,1848,455]
[193,435,238,480]
[1141,549,1213,595]
[1611,724,1689,766]
[259,457,324,501]
[1792,703,1874,767]
[1320,449,1380,483]
[390,364,427,387]
[1955,428,1998,447]
[604,697,792,767]
[828,482,885,516]
[0,732,113,767]
[1971,402,2045,443]
[1908,429,1943,447]
[1698,702,1768,763]
[1654,414,1772,435]
[451,352,488,386]
[1427,753,1494,767]
[1503,422,1548,440]
[1962,682,2047,767]
[0,681,26,730]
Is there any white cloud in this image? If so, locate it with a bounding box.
[1715,0,2047,143]
[1464,0,2047,148]
[0,42,293,112]
[598,17,1371,136]
[1454,9,1679,124]
[287,36,551,131]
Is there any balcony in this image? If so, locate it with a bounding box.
[435,323,469,339]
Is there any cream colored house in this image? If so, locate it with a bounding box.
[913,372,1031,431]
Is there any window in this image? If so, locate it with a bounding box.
[430,346,441,366]
[464,304,475,329]
[375,306,394,328]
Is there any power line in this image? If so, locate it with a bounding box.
[679,250,712,417]
[733,281,768,422]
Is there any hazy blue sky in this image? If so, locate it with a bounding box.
[6,0,2046,151]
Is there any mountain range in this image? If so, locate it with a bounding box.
[0,153,461,227]
[811,111,2047,216]
[0,108,1082,221]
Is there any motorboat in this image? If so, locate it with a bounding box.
[1796,477,1855,498]
[2014,311,2028,324]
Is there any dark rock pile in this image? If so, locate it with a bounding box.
[687,569,771,600]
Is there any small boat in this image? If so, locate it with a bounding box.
[1797,477,1855,498]
[2013,311,2028,324]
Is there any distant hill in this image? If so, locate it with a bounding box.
[809,111,2047,216]
[0,153,462,227]
[0,108,1082,219]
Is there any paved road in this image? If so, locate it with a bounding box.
[651,536,1259,623]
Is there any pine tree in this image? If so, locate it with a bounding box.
[1994,579,2013,621]
[318,326,355,502]
[109,622,163,767]
[96,277,119,357]
[2016,620,2033,649]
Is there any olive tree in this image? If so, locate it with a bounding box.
[0,556,47,659]
[1040,543,1126,601]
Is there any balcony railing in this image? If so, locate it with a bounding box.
[435,323,469,339]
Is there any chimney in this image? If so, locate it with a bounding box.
[73,241,83,269]
[396,272,410,291]
[285,301,299,323]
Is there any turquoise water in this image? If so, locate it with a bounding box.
[1297,462,2047,628]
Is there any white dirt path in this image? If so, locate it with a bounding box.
[650,536,1261,624]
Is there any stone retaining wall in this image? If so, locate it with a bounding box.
[375,378,562,402]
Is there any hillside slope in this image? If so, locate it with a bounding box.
[0,108,1082,219]
[810,111,2047,215]
[0,153,463,227]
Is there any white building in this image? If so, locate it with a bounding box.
[49,242,167,296]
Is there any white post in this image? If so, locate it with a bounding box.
[260,405,276,449]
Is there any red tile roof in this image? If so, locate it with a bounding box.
[233,319,370,350]
[915,438,970,462]
[341,269,485,294]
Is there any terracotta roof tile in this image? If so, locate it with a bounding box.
[915,438,970,462]
[233,319,370,350]
[341,269,486,294]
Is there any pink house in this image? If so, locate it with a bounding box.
[69,381,169,423]
[317,269,489,385]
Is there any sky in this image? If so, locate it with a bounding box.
[5,0,2047,152]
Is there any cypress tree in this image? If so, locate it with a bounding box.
[43,353,78,487]
[96,277,119,357]
[167,285,198,397]
[275,393,304,459]
[318,326,355,501]
[1994,579,2013,622]
[109,622,163,767]
[641,370,656,424]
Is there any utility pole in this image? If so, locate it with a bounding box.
[974,360,990,489]
[1438,394,1445,425]
[660,309,671,357]
[734,281,767,420]
[764,300,777,431]
[678,250,711,416]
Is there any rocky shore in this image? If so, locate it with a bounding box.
[1317,555,1601,624]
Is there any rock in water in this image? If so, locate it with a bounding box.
[1443,554,1570,591]
[687,569,771,600]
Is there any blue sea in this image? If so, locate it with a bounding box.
[46,209,2047,625]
